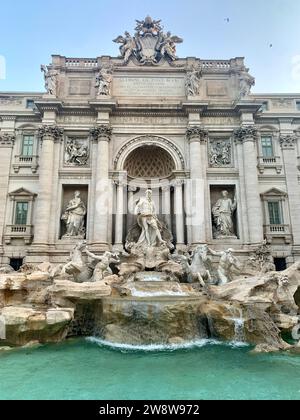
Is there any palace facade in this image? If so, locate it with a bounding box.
[1,17,300,270]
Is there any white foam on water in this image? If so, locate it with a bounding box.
[129,287,189,298]
[87,337,249,352]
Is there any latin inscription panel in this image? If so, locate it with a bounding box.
[113,76,185,97]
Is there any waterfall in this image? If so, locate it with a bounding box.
[224,306,246,344]
[233,317,245,343]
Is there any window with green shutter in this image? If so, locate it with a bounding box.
[261,136,274,158]
[15,202,28,225]
[268,201,282,225]
[22,135,34,156]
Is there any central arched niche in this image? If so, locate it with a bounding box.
[124,145,176,179]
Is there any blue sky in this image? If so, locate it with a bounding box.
[0,0,300,93]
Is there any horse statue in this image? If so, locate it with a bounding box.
[189,245,213,286]
[171,245,213,287]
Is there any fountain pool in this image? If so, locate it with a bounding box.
[0,339,299,400]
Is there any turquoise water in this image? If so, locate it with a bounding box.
[0,338,299,400]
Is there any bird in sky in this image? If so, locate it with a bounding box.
[224,18,230,23]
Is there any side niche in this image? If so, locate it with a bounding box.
[210,185,238,240]
[60,185,88,240]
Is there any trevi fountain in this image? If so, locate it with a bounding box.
[0,15,300,400]
[0,188,299,399]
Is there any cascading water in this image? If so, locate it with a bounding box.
[228,307,245,344]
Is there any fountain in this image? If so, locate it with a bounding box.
[0,190,299,354]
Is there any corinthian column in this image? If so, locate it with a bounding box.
[186,126,208,245]
[90,125,112,249]
[234,126,263,244]
[174,179,185,247]
[280,134,300,246]
[114,179,126,249]
[33,126,64,247]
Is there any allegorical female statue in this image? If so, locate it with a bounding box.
[212,190,237,238]
[61,191,87,238]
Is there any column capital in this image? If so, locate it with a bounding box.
[172,179,185,187]
[234,125,258,143]
[280,134,297,150]
[186,126,208,143]
[0,132,15,148]
[38,125,64,142]
[90,125,112,142]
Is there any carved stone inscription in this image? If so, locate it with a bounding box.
[113,76,185,97]
[207,81,228,97]
[69,80,91,95]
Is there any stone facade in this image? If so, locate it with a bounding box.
[0,16,300,268]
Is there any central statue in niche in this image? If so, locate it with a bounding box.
[123,189,174,271]
[135,189,166,247]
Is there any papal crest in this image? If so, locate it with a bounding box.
[113,16,183,66]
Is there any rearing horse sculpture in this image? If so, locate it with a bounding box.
[189,245,213,286]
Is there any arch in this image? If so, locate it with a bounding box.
[114,135,185,172]
[15,123,39,131]
[124,146,176,179]
[257,125,279,134]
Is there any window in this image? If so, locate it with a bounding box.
[268,201,282,225]
[274,258,287,272]
[261,135,274,158]
[15,202,28,225]
[10,258,24,271]
[26,99,35,109]
[261,102,269,112]
[22,135,34,156]
[296,102,300,111]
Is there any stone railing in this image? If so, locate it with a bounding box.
[65,58,98,68]
[201,60,231,70]
[257,156,282,174]
[264,224,292,244]
[13,155,39,174]
[4,225,34,244]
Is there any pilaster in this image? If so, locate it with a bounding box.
[90,125,112,250]
[32,125,64,252]
[186,126,208,245]
[280,129,300,248]
[0,132,15,256]
[234,124,264,244]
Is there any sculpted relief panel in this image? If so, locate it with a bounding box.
[209,139,232,168]
[64,138,89,166]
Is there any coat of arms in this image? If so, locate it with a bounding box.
[113,16,183,65]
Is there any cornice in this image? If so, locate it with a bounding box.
[112,111,186,118]
[35,100,63,114]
